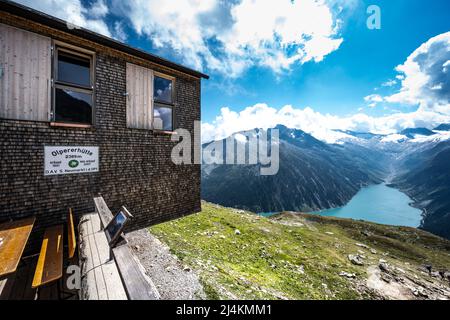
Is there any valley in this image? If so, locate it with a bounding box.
[201,124,450,239]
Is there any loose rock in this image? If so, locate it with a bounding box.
[339,271,356,278]
[348,254,365,266]
[379,261,389,272]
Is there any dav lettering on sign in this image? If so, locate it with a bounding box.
[44,146,99,176]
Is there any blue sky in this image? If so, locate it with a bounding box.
[199,0,450,120]
[15,0,450,142]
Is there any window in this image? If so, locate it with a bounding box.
[53,46,94,125]
[153,74,174,131]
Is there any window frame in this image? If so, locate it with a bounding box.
[51,41,95,126]
[153,72,175,132]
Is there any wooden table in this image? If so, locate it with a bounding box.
[0,217,36,277]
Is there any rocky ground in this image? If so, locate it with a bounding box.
[132,201,450,300]
[126,228,206,300]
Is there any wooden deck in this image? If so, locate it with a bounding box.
[0,255,78,300]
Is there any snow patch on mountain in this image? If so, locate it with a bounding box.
[380,134,408,143]
[411,131,450,143]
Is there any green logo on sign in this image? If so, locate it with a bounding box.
[68,160,79,168]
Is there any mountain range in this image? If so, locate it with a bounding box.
[201,123,450,239]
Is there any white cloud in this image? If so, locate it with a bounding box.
[443,60,450,73]
[202,103,450,143]
[113,21,127,42]
[385,32,450,114]
[381,79,397,87]
[90,0,109,18]
[113,0,345,76]
[14,0,111,36]
[364,94,384,108]
[364,94,383,103]
[15,0,347,76]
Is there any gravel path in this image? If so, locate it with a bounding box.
[126,228,206,300]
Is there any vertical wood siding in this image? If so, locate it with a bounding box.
[0,24,51,121]
[126,62,153,129]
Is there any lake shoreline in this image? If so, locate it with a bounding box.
[260,183,424,228]
[386,181,426,228]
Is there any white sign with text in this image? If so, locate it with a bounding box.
[44,146,99,176]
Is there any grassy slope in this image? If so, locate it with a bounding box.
[149,202,450,300]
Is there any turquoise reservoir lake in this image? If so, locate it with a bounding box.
[312,184,422,227]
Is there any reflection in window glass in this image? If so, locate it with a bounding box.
[153,104,172,131]
[154,76,173,103]
[55,88,93,124]
[57,52,91,87]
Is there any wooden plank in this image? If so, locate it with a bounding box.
[112,245,160,300]
[78,215,98,300]
[91,213,127,300]
[32,225,63,288]
[82,213,99,299]
[68,209,76,259]
[142,67,148,129]
[126,63,132,128]
[136,63,142,128]
[78,213,127,300]
[0,217,35,277]
[86,213,108,300]
[0,23,51,121]
[148,68,154,127]
[93,196,114,228]
[126,62,153,129]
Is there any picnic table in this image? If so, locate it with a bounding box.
[0,217,35,277]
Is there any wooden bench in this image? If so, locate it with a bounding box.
[78,213,127,300]
[32,225,64,288]
[78,196,160,300]
[93,196,115,230]
[32,208,78,294]
[113,245,159,300]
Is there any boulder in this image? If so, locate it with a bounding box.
[348,254,364,266]
[379,261,390,272]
